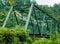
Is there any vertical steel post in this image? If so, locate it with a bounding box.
[50,20,52,34]
[41,15,45,36]
[25,4,33,29]
[55,21,58,34]
[12,14,14,27]
[2,6,13,28]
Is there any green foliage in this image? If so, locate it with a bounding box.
[5,0,15,5]
[13,26,29,42]
[0,26,30,44]
[0,26,60,44]
[0,28,14,42]
[0,0,60,44]
[32,30,60,44]
[32,38,52,44]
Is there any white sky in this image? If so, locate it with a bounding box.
[36,0,60,6]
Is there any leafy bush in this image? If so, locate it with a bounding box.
[0,26,30,44]
[0,28,15,42]
[0,27,60,44]
[13,26,29,42]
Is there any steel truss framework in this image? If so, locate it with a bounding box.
[1,0,58,36]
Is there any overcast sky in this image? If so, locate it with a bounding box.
[36,0,60,6]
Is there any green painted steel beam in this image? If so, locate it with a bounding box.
[25,4,33,29]
[2,6,13,28]
[1,0,5,5]
[41,15,45,36]
[12,14,14,27]
[54,22,58,34]
[14,11,19,25]
[50,21,53,34]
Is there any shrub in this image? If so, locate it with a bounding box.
[0,26,30,44]
[0,27,60,44]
